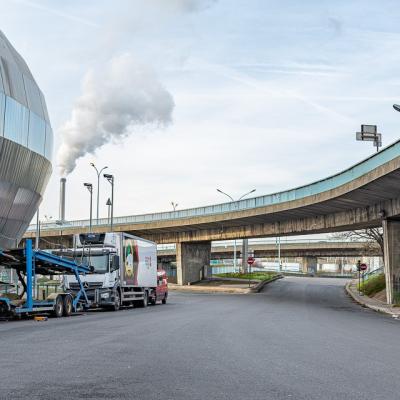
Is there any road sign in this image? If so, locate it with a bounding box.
[360,263,368,271]
[247,256,255,265]
[356,125,382,152]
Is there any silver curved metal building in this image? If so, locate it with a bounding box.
[0,31,52,249]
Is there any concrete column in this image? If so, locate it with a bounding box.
[337,259,343,275]
[242,239,249,273]
[176,241,211,285]
[301,256,318,274]
[382,219,400,304]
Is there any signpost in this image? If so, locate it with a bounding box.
[247,256,255,288]
[356,124,382,152]
[357,260,368,295]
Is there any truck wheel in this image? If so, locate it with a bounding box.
[63,295,73,317]
[53,295,64,318]
[162,294,167,305]
[141,291,148,308]
[111,290,120,311]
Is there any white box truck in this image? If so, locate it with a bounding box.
[56,232,163,310]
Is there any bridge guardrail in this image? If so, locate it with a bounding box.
[27,139,400,232]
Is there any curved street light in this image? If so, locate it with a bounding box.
[90,163,108,224]
[83,183,93,233]
[104,174,114,232]
[216,188,256,273]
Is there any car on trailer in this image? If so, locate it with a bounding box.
[0,239,92,319]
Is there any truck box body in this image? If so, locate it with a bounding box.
[121,234,157,287]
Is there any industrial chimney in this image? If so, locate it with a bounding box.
[59,178,66,222]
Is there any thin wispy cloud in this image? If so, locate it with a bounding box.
[185,59,356,124]
[10,0,99,27]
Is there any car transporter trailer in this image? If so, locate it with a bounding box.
[0,239,92,319]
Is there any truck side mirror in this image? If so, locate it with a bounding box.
[111,255,120,272]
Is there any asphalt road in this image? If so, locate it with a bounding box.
[1,277,400,400]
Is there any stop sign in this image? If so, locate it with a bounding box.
[247,256,255,265]
[360,263,368,271]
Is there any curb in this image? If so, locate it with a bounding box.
[345,281,400,317]
[250,274,284,293]
[168,285,250,294]
[168,275,283,295]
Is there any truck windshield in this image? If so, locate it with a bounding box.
[82,255,109,274]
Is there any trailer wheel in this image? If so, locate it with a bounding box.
[63,295,73,317]
[53,295,64,318]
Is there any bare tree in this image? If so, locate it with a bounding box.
[333,228,384,259]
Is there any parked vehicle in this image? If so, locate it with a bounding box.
[152,269,168,305]
[0,239,91,319]
[56,232,164,310]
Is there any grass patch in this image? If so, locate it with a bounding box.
[214,272,278,281]
[358,273,385,296]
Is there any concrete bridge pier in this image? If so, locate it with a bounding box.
[383,219,400,304]
[176,241,211,285]
[301,256,318,274]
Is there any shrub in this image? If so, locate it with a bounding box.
[358,273,385,296]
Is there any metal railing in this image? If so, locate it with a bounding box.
[27,139,400,233]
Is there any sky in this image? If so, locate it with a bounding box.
[1,0,400,222]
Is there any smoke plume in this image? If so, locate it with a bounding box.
[57,53,174,175]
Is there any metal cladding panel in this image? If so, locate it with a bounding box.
[6,59,28,107]
[0,30,35,81]
[23,74,44,118]
[0,56,11,96]
[0,181,18,219]
[0,30,53,156]
[0,31,53,249]
[0,138,51,249]
[38,90,50,123]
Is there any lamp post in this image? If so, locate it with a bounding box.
[216,188,256,273]
[90,163,108,224]
[84,183,93,233]
[104,174,114,232]
[171,202,178,211]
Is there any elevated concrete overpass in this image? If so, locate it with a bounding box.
[158,240,381,260]
[24,139,400,301]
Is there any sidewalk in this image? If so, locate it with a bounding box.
[345,281,400,317]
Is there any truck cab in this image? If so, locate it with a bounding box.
[60,247,120,309]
